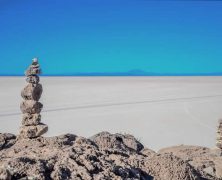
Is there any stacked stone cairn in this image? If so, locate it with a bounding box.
[216,119,222,150]
[19,58,48,138]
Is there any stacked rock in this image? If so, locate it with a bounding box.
[216,119,222,150]
[19,58,48,138]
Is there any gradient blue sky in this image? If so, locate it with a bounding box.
[0,0,222,75]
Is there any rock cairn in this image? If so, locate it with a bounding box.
[216,119,222,150]
[19,58,48,138]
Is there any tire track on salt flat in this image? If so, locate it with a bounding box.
[1,94,222,118]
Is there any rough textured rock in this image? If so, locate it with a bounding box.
[0,167,11,180]
[0,132,220,180]
[0,133,16,150]
[216,119,222,149]
[19,58,48,139]
[142,153,204,180]
[90,131,144,152]
[21,83,42,101]
[20,100,43,114]
[22,113,41,126]
[159,145,222,179]
[19,124,48,138]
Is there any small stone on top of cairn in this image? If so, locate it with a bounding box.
[19,58,48,138]
[216,119,222,150]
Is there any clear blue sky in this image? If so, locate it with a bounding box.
[0,0,222,75]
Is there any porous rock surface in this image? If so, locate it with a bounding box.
[216,119,222,149]
[159,145,222,179]
[0,132,221,180]
[19,58,48,139]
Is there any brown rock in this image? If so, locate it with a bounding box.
[141,153,202,180]
[20,100,43,114]
[90,131,144,152]
[216,142,222,149]
[0,167,11,180]
[141,148,156,157]
[21,83,42,101]
[215,159,222,178]
[22,113,41,126]
[0,136,5,150]
[0,133,16,150]
[159,145,222,179]
[0,132,219,179]
[216,137,222,141]
[19,124,48,138]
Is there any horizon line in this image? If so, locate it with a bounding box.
[1,73,222,77]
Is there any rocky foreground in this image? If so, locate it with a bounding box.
[0,132,221,180]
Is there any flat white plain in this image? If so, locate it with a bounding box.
[0,76,222,151]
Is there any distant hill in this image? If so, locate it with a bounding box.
[1,69,222,76]
[45,70,222,76]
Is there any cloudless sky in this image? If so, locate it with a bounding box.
[0,0,222,75]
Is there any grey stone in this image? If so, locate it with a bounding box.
[0,133,16,150]
[20,100,43,114]
[216,119,222,150]
[216,143,222,149]
[22,113,41,126]
[0,168,11,180]
[216,137,222,141]
[19,124,48,138]
[203,166,215,176]
[90,131,144,152]
[141,148,156,157]
[0,135,5,150]
[21,83,42,101]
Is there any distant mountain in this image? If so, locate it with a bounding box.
[52,69,158,76]
[1,69,222,76]
[48,70,222,76]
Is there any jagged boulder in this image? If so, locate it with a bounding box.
[90,131,144,152]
